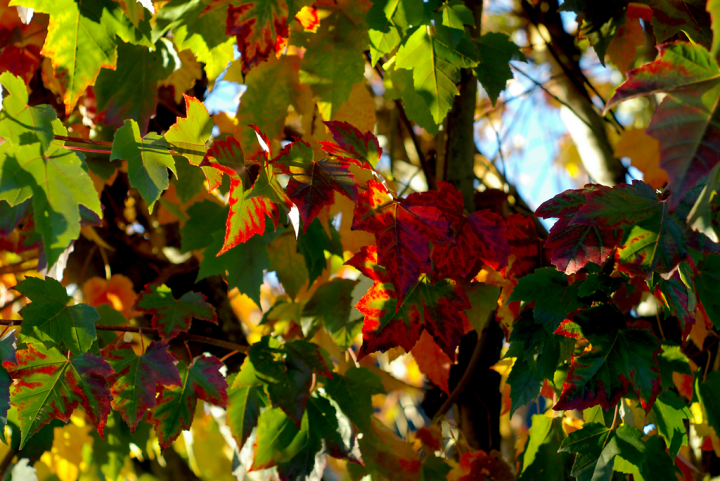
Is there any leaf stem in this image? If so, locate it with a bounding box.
[0,320,249,354]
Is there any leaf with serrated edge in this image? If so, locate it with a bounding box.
[136,284,217,341]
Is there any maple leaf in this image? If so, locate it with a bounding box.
[0,330,16,426]
[292,2,369,118]
[366,0,423,65]
[303,277,359,335]
[319,121,382,169]
[429,182,510,280]
[15,276,99,356]
[164,94,222,190]
[614,128,667,189]
[8,344,114,448]
[554,304,662,412]
[695,253,720,329]
[347,246,470,359]
[605,14,644,74]
[225,0,311,74]
[508,267,586,333]
[135,284,217,341]
[0,71,56,152]
[148,356,228,450]
[652,391,691,456]
[95,39,177,134]
[101,341,182,431]
[411,330,453,394]
[647,0,712,46]
[519,415,572,481]
[247,337,332,426]
[201,136,280,254]
[605,42,720,209]
[110,119,177,210]
[270,139,357,231]
[352,180,453,305]
[503,213,545,279]
[268,229,309,300]
[652,267,696,338]
[472,32,526,106]
[226,356,269,449]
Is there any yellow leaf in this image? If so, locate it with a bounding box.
[332,82,377,133]
[41,415,93,481]
[158,49,203,104]
[555,135,585,178]
[328,191,375,254]
[614,128,668,189]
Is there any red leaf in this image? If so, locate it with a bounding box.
[225,0,293,74]
[352,181,453,305]
[101,341,182,432]
[202,136,280,253]
[544,218,622,275]
[148,356,228,450]
[0,45,41,87]
[430,182,510,279]
[270,139,357,231]
[347,246,470,359]
[8,345,114,447]
[411,330,453,394]
[136,284,218,341]
[319,121,382,169]
[503,214,544,279]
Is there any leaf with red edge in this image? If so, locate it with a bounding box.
[504,213,545,279]
[164,94,221,190]
[148,355,228,450]
[136,284,217,341]
[653,268,696,339]
[319,121,382,169]
[201,136,280,254]
[101,341,182,432]
[604,42,720,209]
[411,330,453,394]
[270,139,357,231]
[347,246,470,359]
[225,0,312,74]
[554,304,662,412]
[8,344,114,448]
[429,182,510,279]
[569,180,700,277]
[352,181,453,305]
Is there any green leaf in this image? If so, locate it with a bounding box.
[135,284,217,341]
[173,156,206,205]
[386,65,439,134]
[323,367,385,431]
[395,26,461,124]
[15,277,98,356]
[8,344,114,449]
[252,407,313,470]
[294,3,368,119]
[226,358,269,449]
[167,0,235,81]
[268,229,309,300]
[0,72,56,152]
[95,39,178,134]
[303,278,359,334]
[10,0,120,116]
[148,356,228,450]
[508,267,586,333]
[506,360,542,416]
[181,200,227,253]
[519,415,572,481]
[110,119,176,210]
[164,94,220,190]
[555,304,661,412]
[420,454,452,480]
[197,224,275,308]
[613,428,678,481]
[297,219,343,286]
[440,0,475,30]
[651,390,690,456]
[559,422,616,481]
[366,0,423,64]
[697,371,720,435]
[473,32,525,106]
[560,0,627,63]
[695,253,720,329]
[657,340,692,390]
[101,341,182,431]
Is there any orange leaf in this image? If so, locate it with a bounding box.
[82,274,138,319]
[411,330,453,395]
[614,127,668,189]
[606,17,645,75]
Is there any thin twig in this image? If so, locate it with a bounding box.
[0,320,249,354]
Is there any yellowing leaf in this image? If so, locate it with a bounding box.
[333,82,377,134]
[614,127,668,189]
[158,49,203,103]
